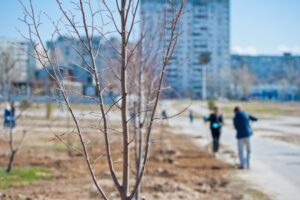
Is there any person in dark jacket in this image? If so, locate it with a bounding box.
[189,110,194,124]
[4,101,16,129]
[161,109,168,125]
[233,106,258,169]
[204,106,224,154]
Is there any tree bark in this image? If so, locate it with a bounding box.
[6,150,16,173]
[121,0,129,198]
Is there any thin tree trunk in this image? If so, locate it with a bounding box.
[135,62,143,200]
[133,111,139,200]
[66,111,73,157]
[6,151,16,173]
[6,128,16,173]
[135,123,143,200]
[121,1,129,198]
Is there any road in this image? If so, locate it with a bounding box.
[163,102,300,200]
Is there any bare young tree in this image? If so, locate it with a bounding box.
[0,51,30,173]
[5,118,27,173]
[232,65,256,99]
[20,0,184,199]
[0,52,21,100]
[126,36,162,199]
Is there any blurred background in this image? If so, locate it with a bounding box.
[0,1,299,200]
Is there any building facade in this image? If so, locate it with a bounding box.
[0,37,36,96]
[141,0,230,99]
[231,53,300,100]
[45,36,120,95]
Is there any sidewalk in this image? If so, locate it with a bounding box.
[168,115,300,200]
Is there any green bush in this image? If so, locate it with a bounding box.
[46,102,52,119]
[19,100,31,110]
[207,98,216,110]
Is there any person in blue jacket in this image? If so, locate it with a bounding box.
[233,106,258,169]
[4,101,16,129]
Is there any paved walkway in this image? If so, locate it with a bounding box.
[162,102,300,200]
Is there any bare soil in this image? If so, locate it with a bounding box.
[0,119,266,200]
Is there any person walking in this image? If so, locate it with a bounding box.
[4,101,16,129]
[161,109,168,125]
[233,106,258,169]
[189,110,194,124]
[204,106,224,155]
[129,106,136,124]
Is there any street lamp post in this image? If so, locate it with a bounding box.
[199,52,211,100]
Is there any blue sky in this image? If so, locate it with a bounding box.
[231,0,300,55]
[0,0,299,55]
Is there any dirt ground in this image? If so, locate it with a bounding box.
[0,105,270,200]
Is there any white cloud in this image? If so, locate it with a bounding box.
[232,46,259,56]
[277,45,300,55]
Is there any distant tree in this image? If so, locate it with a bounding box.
[232,65,256,99]
[199,52,211,65]
[0,51,31,173]
[1,100,30,173]
[0,52,21,100]
[207,98,216,110]
[282,57,300,100]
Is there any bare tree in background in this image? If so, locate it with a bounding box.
[206,65,232,99]
[0,51,30,173]
[279,58,300,99]
[0,52,21,100]
[20,0,184,199]
[126,32,162,199]
[5,120,27,173]
[232,65,256,99]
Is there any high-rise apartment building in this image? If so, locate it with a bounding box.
[141,0,230,99]
[0,37,36,83]
[0,37,36,96]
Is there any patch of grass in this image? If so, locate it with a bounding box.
[231,175,272,200]
[50,141,81,151]
[246,188,272,200]
[217,101,300,118]
[31,102,119,114]
[0,167,51,187]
